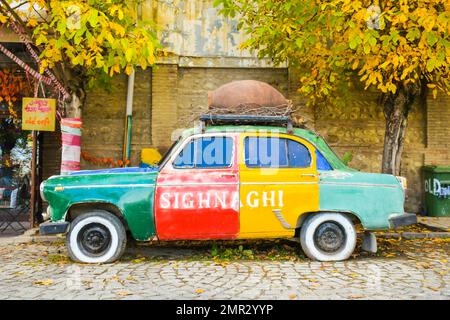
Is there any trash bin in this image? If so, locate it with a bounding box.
[423,166,450,217]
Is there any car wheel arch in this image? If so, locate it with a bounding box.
[65,202,128,230]
[294,210,363,236]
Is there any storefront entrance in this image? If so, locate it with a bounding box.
[0,65,43,235]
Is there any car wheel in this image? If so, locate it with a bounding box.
[66,210,127,263]
[300,212,356,261]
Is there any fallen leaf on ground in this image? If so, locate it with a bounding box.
[348,294,365,299]
[116,291,132,296]
[195,289,205,294]
[132,257,146,263]
[34,279,54,286]
[288,294,297,300]
[416,262,431,269]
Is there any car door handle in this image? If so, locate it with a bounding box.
[221,173,237,178]
[300,173,317,178]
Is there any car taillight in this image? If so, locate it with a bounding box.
[396,176,407,190]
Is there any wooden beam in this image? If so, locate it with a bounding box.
[0,28,22,43]
[29,130,37,227]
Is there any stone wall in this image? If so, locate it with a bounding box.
[81,69,152,169]
[81,65,289,161]
[151,65,289,153]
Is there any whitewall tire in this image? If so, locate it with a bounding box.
[300,212,356,261]
[66,210,127,264]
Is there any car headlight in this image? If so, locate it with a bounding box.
[396,176,407,190]
[42,206,52,221]
[39,181,46,202]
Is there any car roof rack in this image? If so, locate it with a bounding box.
[197,114,293,133]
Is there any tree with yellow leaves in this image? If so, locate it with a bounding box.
[0,0,158,117]
[216,0,450,175]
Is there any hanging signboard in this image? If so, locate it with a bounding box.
[22,97,56,131]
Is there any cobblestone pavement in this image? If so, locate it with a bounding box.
[0,238,448,300]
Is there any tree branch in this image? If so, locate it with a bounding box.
[32,6,49,24]
[11,1,30,10]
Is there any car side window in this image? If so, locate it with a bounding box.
[173,136,233,169]
[245,137,288,167]
[196,136,233,168]
[287,139,311,168]
[316,149,332,170]
[244,137,311,168]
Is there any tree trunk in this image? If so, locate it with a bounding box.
[381,85,417,175]
[52,62,86,119]
[60,80,86,175]
[64,92,83,118]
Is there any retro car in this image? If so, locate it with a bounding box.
[39,115,416,263]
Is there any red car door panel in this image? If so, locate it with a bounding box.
[155,134,239,240]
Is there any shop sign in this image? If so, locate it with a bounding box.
[22,98,56,131]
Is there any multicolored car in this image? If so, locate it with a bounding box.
[39,115,416,263]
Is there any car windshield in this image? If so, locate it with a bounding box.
[157,137,182,167]
[314,135,351,170]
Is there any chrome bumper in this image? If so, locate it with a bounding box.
[388,213,417,229]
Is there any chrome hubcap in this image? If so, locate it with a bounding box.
[77,223,111,256]
[313,221,346,253]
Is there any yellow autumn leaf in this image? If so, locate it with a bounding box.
[147,54,155,65]
[426,287,440,292]
[109,5,118,16]
[34,279,54,286]
[125,65,133,75]
[195,289,205,294]
[432,88,437,99]
[383,253,396,257]
[132,256,145,263]
[125,48,133,62]
[27,18,39,27]
[0,14,8,24]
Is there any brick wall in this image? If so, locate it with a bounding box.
[425,93,450,166]
[151,64,179,151]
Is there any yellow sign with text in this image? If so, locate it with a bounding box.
[22,98,56,131]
